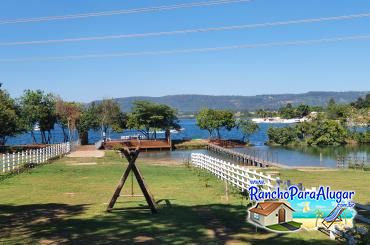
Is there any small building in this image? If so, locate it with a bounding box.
[249,201,294,227]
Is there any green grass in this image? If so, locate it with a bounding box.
[278,169,370,204]
[289,221,303,229]
[0,153,338,244]
[267,222,302,232]
[266,224,290,232]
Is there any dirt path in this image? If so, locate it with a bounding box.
[67,145,105,158]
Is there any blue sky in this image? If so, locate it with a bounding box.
[1,0,369,102]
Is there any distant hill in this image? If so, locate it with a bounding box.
[97,91,369,113]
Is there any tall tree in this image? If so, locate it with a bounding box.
[19,90,57,144]
[237,118,259,144]
[0,89,24,145]
[56,99,81,142]
[196,108,235,139]
[127,101,179,139]
[76,103,100,145]
[97,99,126,139]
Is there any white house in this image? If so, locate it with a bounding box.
[249,201,295,227]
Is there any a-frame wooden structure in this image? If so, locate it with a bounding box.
[106,147,157,213]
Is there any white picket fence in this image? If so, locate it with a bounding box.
[0,142,71,174]
[191,153,279,192]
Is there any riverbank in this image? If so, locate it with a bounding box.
[173,139,209,150]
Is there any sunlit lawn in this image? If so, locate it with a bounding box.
[278,169,370,204]
[0,151,340,244]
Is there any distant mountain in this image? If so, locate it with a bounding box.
[97,91,369,113]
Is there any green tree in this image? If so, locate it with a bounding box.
[256,109,268,118]
[296,104,311,118]
[237,118,259,144]
[351,93,370,109]
[306,119,348,145]
[56,99,81,142]
[0,89,24,145]
[127,101,179,139]
[19,90,57,144]
[267,126,298,145]
[76,103,101,145]
[97,99,126,139]
[196,108,235,139]
[279,103,298,119]
[315,209,324,227]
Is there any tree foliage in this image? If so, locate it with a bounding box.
[19,90,57,144]
[127,101,179,139]
[196,108,235,139]
[237,118,259,143]
[56,99,81,142]
[267,118,348,146]
[76,103,101,144]
[267,126,298,145]
[278,103,314,119]
[351,93,370,109]
[0,89,24,145]
[97,99,126,137]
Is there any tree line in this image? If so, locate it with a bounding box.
[267,94,370,146]
[0,87,179,146]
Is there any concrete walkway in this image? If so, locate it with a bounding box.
[67,145,105,158]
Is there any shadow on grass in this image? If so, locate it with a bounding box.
[0,203,336,244]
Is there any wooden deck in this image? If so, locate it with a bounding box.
[104,139,171,151]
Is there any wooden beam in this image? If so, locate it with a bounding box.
[106,147,157,213]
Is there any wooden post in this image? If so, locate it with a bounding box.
[106,147,157,213]
[224,180,229,201]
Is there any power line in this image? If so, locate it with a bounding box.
[1,34,370,62]
[1,12,370,46]
[0,0,252,25]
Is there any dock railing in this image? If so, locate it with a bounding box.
[207,143,280,168]
[0,142,71,175]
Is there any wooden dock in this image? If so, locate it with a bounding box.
[104,139,172,151]
[207,143,284,168]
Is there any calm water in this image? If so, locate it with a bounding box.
[7,119,369,167]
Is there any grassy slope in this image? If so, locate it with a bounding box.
[0,152,336,245]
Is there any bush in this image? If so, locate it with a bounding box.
[267,126,298,145]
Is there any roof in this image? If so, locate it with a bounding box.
[249,202,295,216]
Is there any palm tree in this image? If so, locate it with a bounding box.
[315,209,324,227]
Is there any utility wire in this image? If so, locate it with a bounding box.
[1,12,370,46]
[1,34,370,62]
[0,0,252,25]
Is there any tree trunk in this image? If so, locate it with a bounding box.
[146,128,150,140]
[31,131,37,144]
[79,131,89,145]
[0,137,6,146]
[61,127,68,142]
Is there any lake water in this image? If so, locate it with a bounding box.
[7,119,369,168]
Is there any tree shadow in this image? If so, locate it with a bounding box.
[0,203,337,244]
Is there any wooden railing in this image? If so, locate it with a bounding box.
[191,153,307,192]
[0,142,71,175]
[191,153,279,192]
[207,143,281,168]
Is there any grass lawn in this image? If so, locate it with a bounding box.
[278,169,370,204]
[0,151,340,244]
[267,221,303,232]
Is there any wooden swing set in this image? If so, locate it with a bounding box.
[106,147,157,213]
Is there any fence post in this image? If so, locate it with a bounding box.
[12,152,16,170]
[2,154,5,173]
